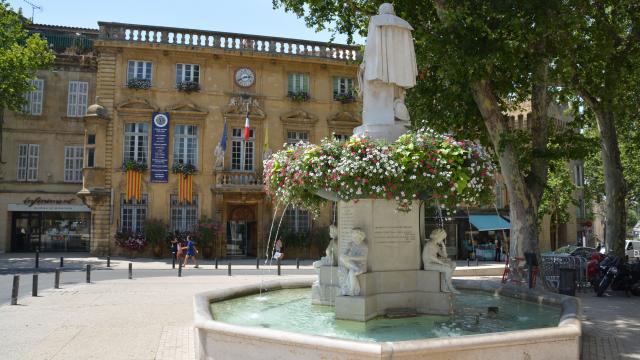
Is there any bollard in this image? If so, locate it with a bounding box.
[54,269,60,289]
[178,262,182,277]
[215,258,218,269]
[35,249,39,269]
[277,259,281,276]
[172,255,176,269]
[86,265,91,283]
[11,275,19,305]
[476,257,479,266]
[107,256,111,268]
[32,273,38,296]
[296,258,300,269]
[128,262,133,280]
[227,262,231,276]
[256,257,260,269]
[60,257,64,268]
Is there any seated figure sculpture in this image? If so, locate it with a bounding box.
[423,228,459,293]
[313,224,338,269]
[338,228,368,296]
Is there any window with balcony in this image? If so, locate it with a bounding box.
[170,195,199,232]
[22,79,44,115]
[283,207,310,233]
[64,146,84,183]
[123,123,149,164]
[286,131,309,145]
[176,64,200,84]
[173,125,198,166]
[17,144,39,182]
[127,60,152,82]
[332,77,355,101]
[287,73,309,99]
[231,128,254,171]
[120,194,148,233]
[67,81,88,117]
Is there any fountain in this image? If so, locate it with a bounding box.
[193,4,581,359]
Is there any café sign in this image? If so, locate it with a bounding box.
[8,197,90,212]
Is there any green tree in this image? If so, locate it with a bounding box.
[0,1,54,111]
[538,160,577,250]
[273,0,590,271]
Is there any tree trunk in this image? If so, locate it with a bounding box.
[595,109,627,258]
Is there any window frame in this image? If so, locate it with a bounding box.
[120,194,148,233]
[64,145,84,183]
[286,130,309,145]
[67,81,89,117]
[170,194,199,232]
[173,124,199,167]
[123,122,149,164]
[17,144,39,182]
[231,127,255,172]
[127,60,153,82]
[22,79,44,116]
[332,77,355,99]
[287,73,310,95]
[175,63,200,84]
[284,206,311,234]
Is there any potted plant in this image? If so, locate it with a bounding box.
[176,81,200,93]
[144,219,169,258]
[195,218,220,259]
[127,78,151,90]
[172,162,197,175]
[287,90,310,102]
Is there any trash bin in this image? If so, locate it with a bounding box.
[558,267,577,296]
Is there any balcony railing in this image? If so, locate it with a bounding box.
[98,22,361,62]
[215,171,263,191]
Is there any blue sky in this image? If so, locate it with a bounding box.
[7,0,364,44]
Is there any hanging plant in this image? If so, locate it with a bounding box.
[176,81,200,93]
[123,159,148,172]
[263,127,496,216]
[127,78,151,89]
[172,162,197,175]
[287,90,310,102]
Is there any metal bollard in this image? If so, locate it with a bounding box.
[11,275,19,305]
[227,262,231,276]
[215,258,218,269]
[107,256,111,268]
[178,262,182,277]
[32,273,38,296]
[172,255,176,269]
[35,249,39,269]
[476,257,479,266]
[60,257,64,268]
[296,258,300,269]
[54,269,60,289]
[277,259,281,276]
[128,262,133,279]
[467,258,470,267]
[86,265,91,283]
[256,257,260,269]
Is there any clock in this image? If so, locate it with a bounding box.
[234,67,255,87]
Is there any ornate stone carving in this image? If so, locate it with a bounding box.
[326,111,361,128]
[222,96,265,119]
[422,228,459,293]
[116,97,156,113]
[279,109,318,125]
[338,228,368,296]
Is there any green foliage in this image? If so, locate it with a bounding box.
[287,90,310,102]
[0,1,54,111]
[143,218,169,246]
[195,218,220,247]
[538,160,577,227]
[172,162,196,175]
[123,159,148,172]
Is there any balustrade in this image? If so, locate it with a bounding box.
[98,22,361,62]
[215,171,263,190]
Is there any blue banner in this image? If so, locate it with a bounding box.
[150,112,169,183]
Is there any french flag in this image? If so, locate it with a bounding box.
[243,112,250,141]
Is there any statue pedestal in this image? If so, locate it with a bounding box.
[311,266,340,305]
[353,121,409,143]
[333,199,454,321]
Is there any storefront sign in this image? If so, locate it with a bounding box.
[23,197,74,207]
[9,203,90,212]
[151,112,170,182]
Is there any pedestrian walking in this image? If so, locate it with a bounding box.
[494,238,502,262]
[171,237,179,264]
[183,236,199,268]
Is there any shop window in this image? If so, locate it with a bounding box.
[123,123,149,164]
[287,73,309,95]
[41,212,90,251]
[127,60,152,82]
[173,125,198,167]
[283,206,310,233]
[67,81,88,117]
[120,194,148,233]
[231,128,254,171]
[17,143,39,181]
[170,195,198,232]
[286,131,309,145]
[332,77,354,99]
[23,79,44,115]
[64,146,84,183]
[176,63,200,84]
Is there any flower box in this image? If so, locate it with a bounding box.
[127,78,151,90]
[287,91,310,102]
[333,91,356,103]
[176,81,200,93]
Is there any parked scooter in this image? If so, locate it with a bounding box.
[595,254,640,297]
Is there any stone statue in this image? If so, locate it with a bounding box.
[213,145,224,170]
[423,228,459,293]
[360,3,417,126]
[313,225,338,269]
[338,228,368,296]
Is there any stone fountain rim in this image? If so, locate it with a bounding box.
[193,277,581,357]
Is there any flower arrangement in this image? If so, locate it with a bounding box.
[333,91,356,103]
[287,90,310,102]
[123,159,148,172]
[115,231,148,251]
[176,81,200,93]
[263,128,495,216]
[127,78,151,90]
[172,162,197,175]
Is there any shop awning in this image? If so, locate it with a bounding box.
[469,215,510,231]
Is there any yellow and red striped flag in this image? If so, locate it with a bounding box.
[126,170,142,201]
[179,173,193,203]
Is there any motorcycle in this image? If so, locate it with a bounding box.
[595,255,640,297]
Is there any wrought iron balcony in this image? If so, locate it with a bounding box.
[97,22,361,62]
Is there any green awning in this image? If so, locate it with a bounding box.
[469,215,510,231]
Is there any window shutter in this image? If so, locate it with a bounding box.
[67,81,76,116]
[287,73,294,93]
[333,77,339,96]
[28,144,39,181]
[302,74,309,93]
[17,144,28,180]
[78,82,88,116]
[127,61,135,81]
[145,62,152,81]
[176,64,183,84]
[33,80,43,115]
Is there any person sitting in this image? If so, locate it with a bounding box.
[273,238,284,261]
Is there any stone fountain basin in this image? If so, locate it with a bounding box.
[193,278,581,360]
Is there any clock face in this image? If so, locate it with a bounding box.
[235,67,255,87]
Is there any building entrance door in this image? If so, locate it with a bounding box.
[227,220,248,256]
[11,212,42,252]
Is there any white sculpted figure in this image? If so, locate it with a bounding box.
[338,228,368,296]
[423,229,459,293]
[314,224,338,269]
[360,3,417,125]
[213,145,224,170]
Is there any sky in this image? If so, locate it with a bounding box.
[6,0,364,44]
